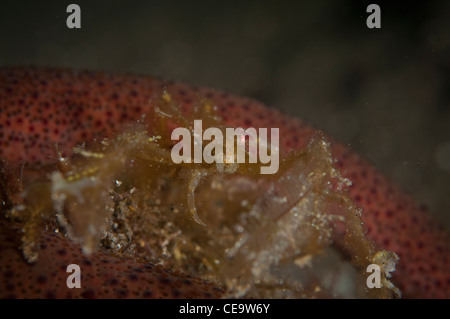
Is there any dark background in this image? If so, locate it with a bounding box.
[1,0,449,228]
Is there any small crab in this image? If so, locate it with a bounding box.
[10,91,400,298]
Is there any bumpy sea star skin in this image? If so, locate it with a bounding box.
[0,221,223,299]
[0,66,448,298]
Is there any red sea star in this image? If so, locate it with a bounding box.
[0,66,448,298]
